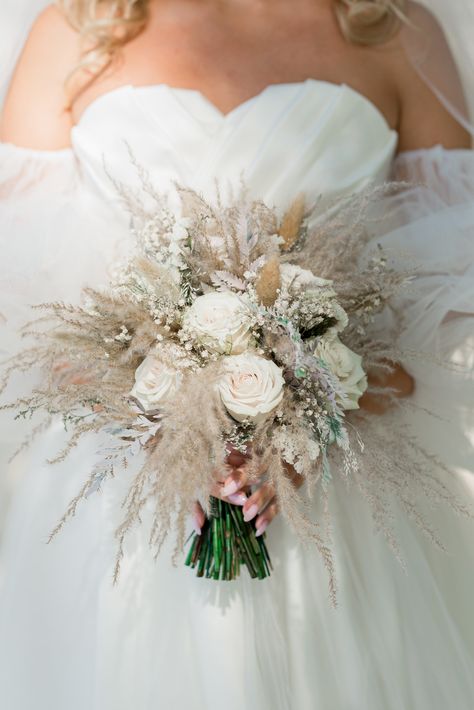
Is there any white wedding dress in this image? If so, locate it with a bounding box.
[1,79,474,710]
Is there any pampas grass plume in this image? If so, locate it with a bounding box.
[279,193,306,252]
[256,255,281,307]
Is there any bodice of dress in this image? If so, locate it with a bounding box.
[4,76,473,378]
[71,79,398,210]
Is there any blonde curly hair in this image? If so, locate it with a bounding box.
[334,0,407,44]
[58,0,149,76]
[58,0,407,76]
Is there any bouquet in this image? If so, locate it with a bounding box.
[2,177,469,602]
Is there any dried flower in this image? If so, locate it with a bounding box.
[255,255,281,307]
[278,193,306,251]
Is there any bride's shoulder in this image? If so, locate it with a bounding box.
[28,3,74,31]
[386,1,471,151]
[0,4,81,150]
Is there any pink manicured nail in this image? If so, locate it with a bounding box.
[227,492,247,505]
[255,520,268,537]
[243,504,259,522]
[221,479,239,497]
[192,517,202,535]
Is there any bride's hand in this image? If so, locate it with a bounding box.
[192,449,304,537]
[359,363,415,414]
[191,363,414,532]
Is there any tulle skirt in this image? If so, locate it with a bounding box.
[1,413,473,710]
[1,146,474,709]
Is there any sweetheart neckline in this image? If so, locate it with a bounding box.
[72,78,396,135]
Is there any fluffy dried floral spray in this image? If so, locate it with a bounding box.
[1,175,471,605]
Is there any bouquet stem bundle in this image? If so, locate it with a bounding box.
[185,496,272,580]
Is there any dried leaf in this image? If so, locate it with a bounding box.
[211,270,247,292]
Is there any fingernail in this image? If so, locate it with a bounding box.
[243,504,259,522]
[255,520,268,537]
[192,517,202,536]
[227,492,247,505]
[221,479,239,497]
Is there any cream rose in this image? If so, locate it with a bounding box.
[130,353,182,412]
[182,291,253,354]
[314,333,368,410]
[218,353,285,423]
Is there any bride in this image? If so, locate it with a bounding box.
[0,1,473,708]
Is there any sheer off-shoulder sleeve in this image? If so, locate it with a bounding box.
[1,142,85,338]
[352,146,474,486]
[0,144,78,516]
[0,143,129,511]
[373,147,474,457]
[393,145,474,205]
[373,147,474,356]
[387,146,474,349]
[0,142,128,342]
[0,142,78,198]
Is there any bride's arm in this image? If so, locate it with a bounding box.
[359,4,471,414]
[0,5,78,149]
[393,3,471,153]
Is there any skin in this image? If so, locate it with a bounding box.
[1,0,470,534]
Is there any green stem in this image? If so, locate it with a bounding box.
[185,496,272,581]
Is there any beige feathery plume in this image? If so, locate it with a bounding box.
[255,255,281,307]
[278,193,306,252]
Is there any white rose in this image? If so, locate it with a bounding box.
[314,333,368,410]
[130,353,182,412]
[218,353,285,423]
[182,291,253,354]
